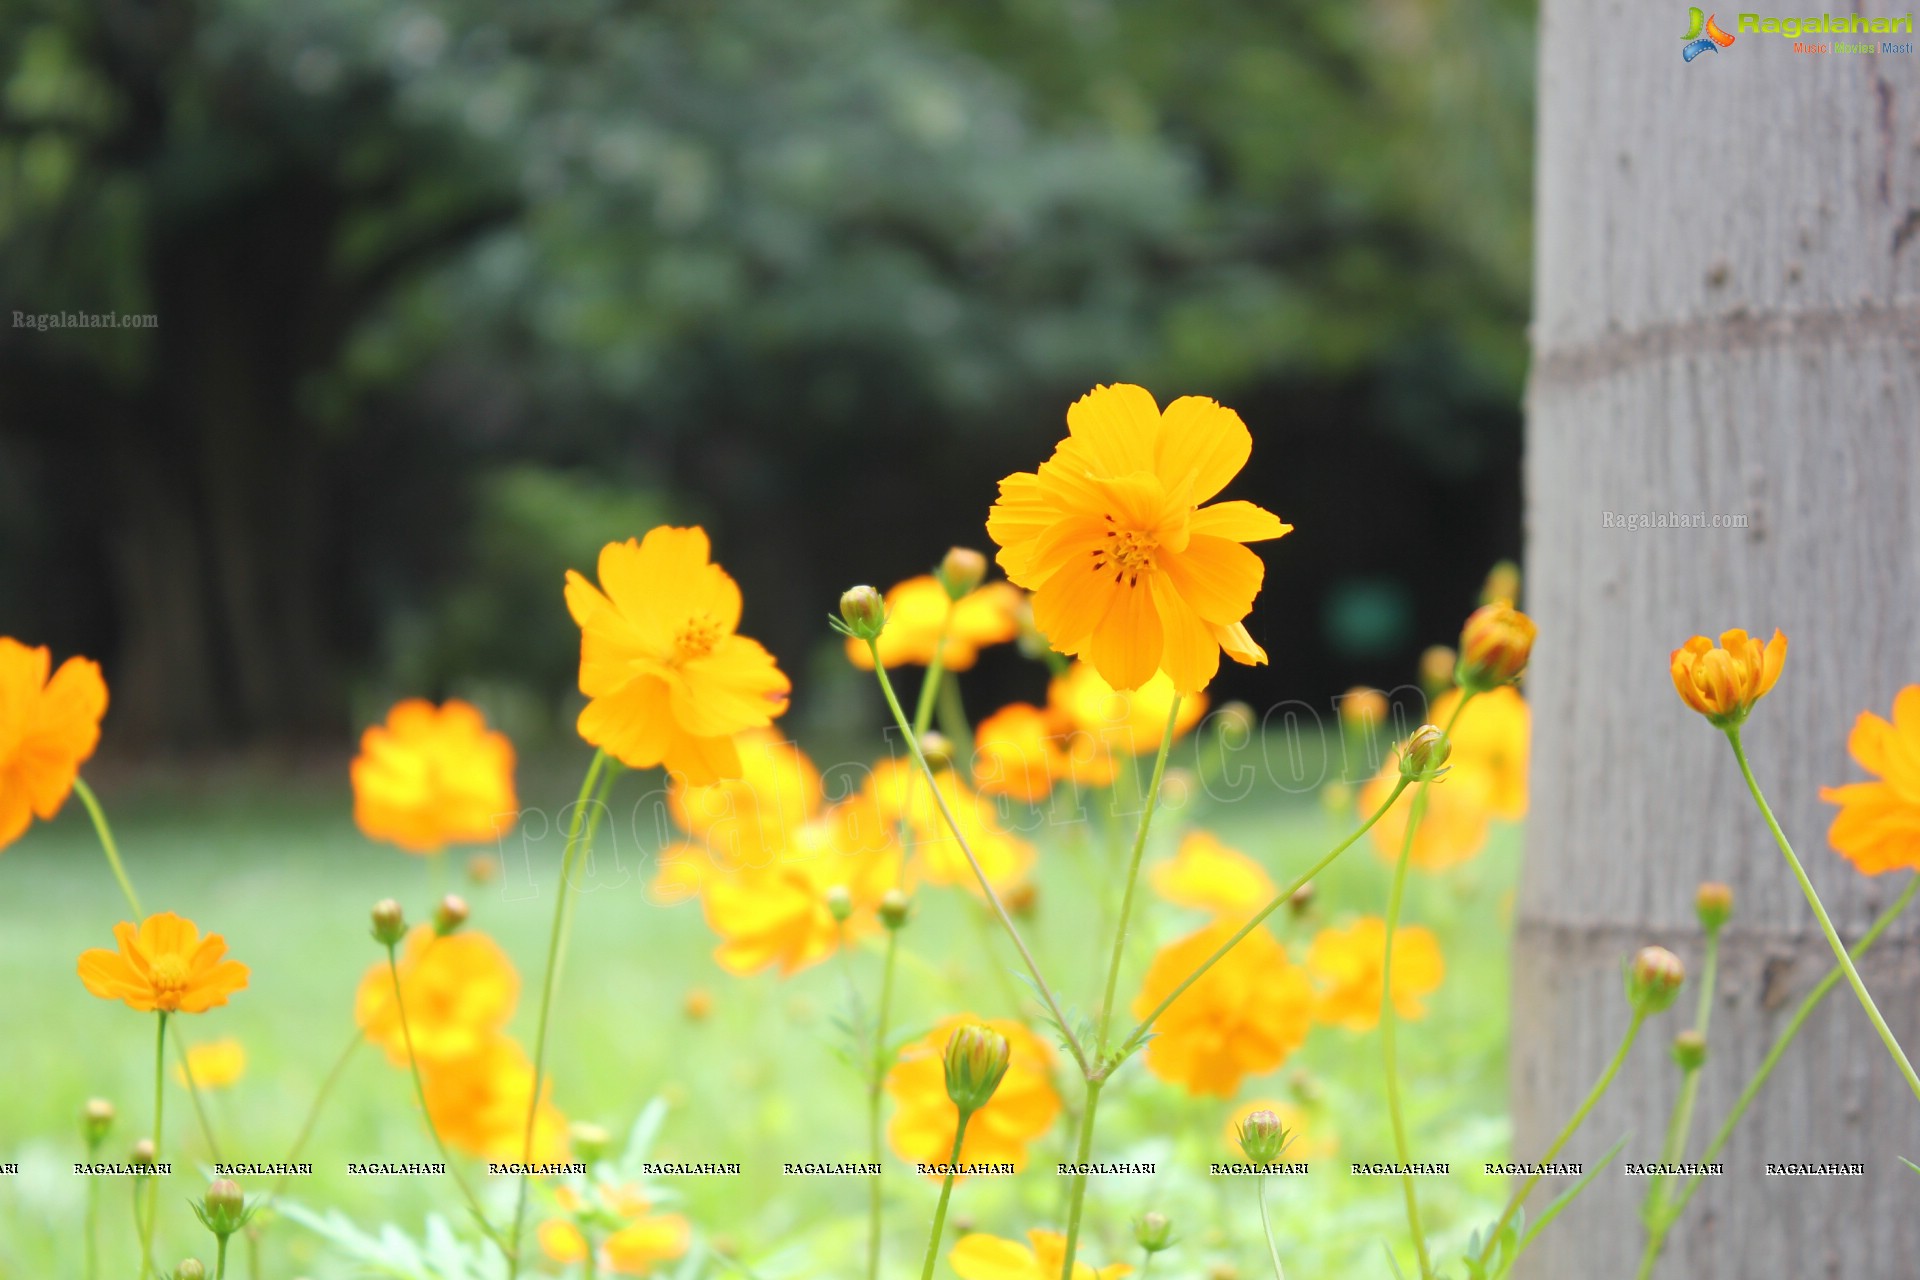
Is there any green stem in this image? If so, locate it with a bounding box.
[85,1167,100,1280]
[216,1233,230,1280]
[270,1031,363,1203]
[1258,1174,1286,1280]
[918,1109,974,1280]
[139,1012,166,1280]
[868,650,1087,1074]
[1477,1010,1647,1268]
[506,748,609,1276]
[867,930,901,1280]
[1382,695,1473,1280]
[73,776,143,917]
[1055,1078,1105,1280]
[911,603,955,738]
[1663,872,1920,1231]
[1726,729,1920,1103]
[1640,930,1720,1241]
[1116,776,1411,1058]
[937,673,974,763]
[170,1028,223,1161]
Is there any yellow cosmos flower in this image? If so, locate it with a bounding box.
[1821,686,1920,875]
[987,383,1291,694]
[972,702,1112,800]
[78,912,250,1014]
[419,1034,569,1161]
[864,759,1034,894]
[1306,917,1445,1030]
[351,698,518,854]
[565,527,791,785]
[0,637,108,853]
[950,1229,1133,1280]
[702,816,902,977]
[1150,831,1276,916]
[667,730,821,875]
[1670,628,1787,729]
[173,1038,247,1090]
[1429,686,1530,820]
[887,1015,1060,1173]
[1047,661,1207,759]
[540,1184,691,1276]
[354,926,519,1066]
[843,575,1024,672]
[1223,1099,1336,1160]
[1130,922,1313,1097]
[1361,757,1495,871]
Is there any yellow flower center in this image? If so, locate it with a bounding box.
[674,615,723,663]
[1093,517,1157,586]
[150,955,190,995]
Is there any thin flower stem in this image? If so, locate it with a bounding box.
[507,747,610,1276]
[937,674,974,762]
[86,1172,100,1280]
[1725,729,1920,1104]
[170,1028,223,1161]
[270,1031,363,1203]
[1117,776,1412,1058]
[216,1233,230,1280]
[867,650,1088,1074]
[140,1012,167,1280]
[384,944,510,1256]
[1381,694,1473,1280]
[1257,1174,1286,1280]
[866,930,901,1280]
[1662,872,1920,1231]
[1055,1077,1105,1279]
[583,1231,599,1280]
[1476,1009,1648,1269]
[73,776,143,917]
[911,603,954,738]
[1639,930,1720,1240]
[918,1110,974,1280]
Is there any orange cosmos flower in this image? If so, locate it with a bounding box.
[1429,686,1530,820]
[565,527,791,785]
[702,816,902,976]
[1223,1099,1335,1160]
[1130,922,1313,1097]
[350,698,518,854]
[667,730,820,872]
[843,575,1024,672]
[1306,917,1445,1030]
[419,1034,569,1161]
[1670,628,1787,729]
[173,1038,247,1090]
[1820,685,1920,875]
[987,384,1291,694]
[0,637,108,852]
[972,702,1111,800]
[354,926,519,1066]
[864,759,1034,894]
[887,1015,1060,1173]
[78,912,250,1014]
[540,1184,692,1276]
[1047,661,1206,759]
[949,1229,1133,1280]
[1150,831,1276,917]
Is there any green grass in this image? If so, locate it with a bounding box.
[1,743,1521,1279]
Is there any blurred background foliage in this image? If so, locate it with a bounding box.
[0,0,1534,753]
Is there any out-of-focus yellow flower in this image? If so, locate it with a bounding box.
[972,702,1112,800]
[1048,661,1207,759]
[1340,687,1389,733]
[540,1184,691,1276]
[887,1015,1059,1174]
[1224,1099,1336,1160]
[351,699,518,855]
[667,731,820,875]
[0,637,108,853]
[864,759,1033,895]
[1361,759,1493,871]
[1130,922,1313,1097]
[1306,917,1445,1030]
[420,1034,569,1161]
[354,926,518,1066]
[843,575,1023,672]
[78,912,249,1014]
[1821,685,1920,875]
[949,1228,1133,1280]
[702,818,901,976]
[1150,831,1276,917]
[987,383,1291,694]
[1670,628,1787,729]
[173,1038,246,1089]
[565,527,791,785]
[1430,686,1530,819]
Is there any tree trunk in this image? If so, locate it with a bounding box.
[1515,16,1920,1279]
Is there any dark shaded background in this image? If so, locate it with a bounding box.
[0,0,1532,754]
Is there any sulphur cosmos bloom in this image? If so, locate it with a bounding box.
[1130,921,1313,1096]
[1306,916,1445,1030]
[1820,685,1920,875]
[1669,628,1786,729]
[78,912,250,1014]
[842,574,1023,672]
[949,1228,1133,1279]
[173,1037,247,1089]
[350,698,518,854]
[0,637,108,853]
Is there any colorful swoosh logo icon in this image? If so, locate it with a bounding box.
[1684,7,1737,59]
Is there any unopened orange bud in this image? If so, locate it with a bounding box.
[433,894,469,935]
[943,1023,1011,1113]
[1458,602,1537,690]
[1339,687,1389,732]
[1627,946,1686,1015]
[1695,882,1733,932]
[937,547,988,600]
[1418,645,1457,698]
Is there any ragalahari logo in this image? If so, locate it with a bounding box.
[1684,8,1738,57]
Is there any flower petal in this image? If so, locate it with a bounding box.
[1090,580,1163,692]
[1155,396,1251,504]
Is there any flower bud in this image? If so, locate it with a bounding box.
[1134,1211,1175,1254]
[879,889,912,931]
[370,899,406,947]
[82,1098,115,1150]
[174,1261,207,1280]
[433,894,469,936]
[1626,946,1686,1015]
[1288,880,1316,916]
[1003,880,1038,918]
[937,547,988,600]
[1418,645,1457,699]
[466,853,500,886]
[1215,701,1256,742]
[1207,1266,1241,1280]
[1669,629,1787,729]
[569,1122,612,1163]
[1695,882,1734,932]
[132,1139,157,1168]
[1458,601,1537,690]
[942,1023,1011,1114]
[1339,687,1388,733]
[1398,725,1451,781]
[200,1178,248,1236]
[1014,597,1052,661]
[838,585,887,640]
[1480,559,1522,608]
[824,885,854,923]
[918,731,955,772]
[1672,1029,1708,1071]
[684,988,713,1021]
[1235,1108,1289,1166]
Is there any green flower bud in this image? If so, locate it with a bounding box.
[433,894,469,936]
[838,586,887,641]
[1672,1029,1708,1072]
[824,885,854,923]
[918,731,955,772]
[1626,946,1686,1016]
[570,1122,612,1163]
[942,1023,1011,1114]
[1695,882,1733,933]
[196,1178,249,1238]
[131,1139,157,1169]
[1133,1210,1175,1253]
[1398,725,1451,782]
[370,899,407,947]
[83,1098,115,1150]
[174,1261,207,1280]
[1235,1108,1289,1167]
[879,889,912,931]
[936,547,988,600]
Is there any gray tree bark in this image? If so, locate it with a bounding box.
[1515,11,1920,1278]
